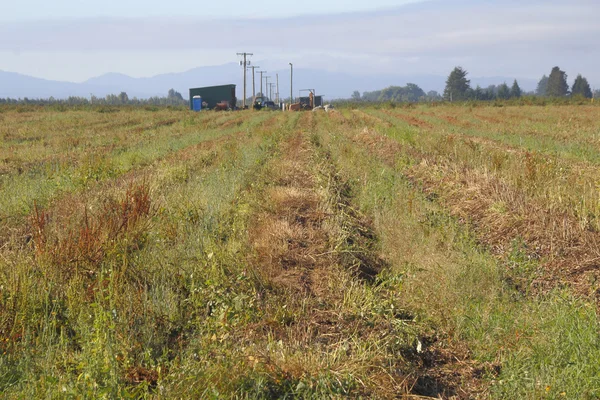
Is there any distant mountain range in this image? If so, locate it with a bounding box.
[0,63,540,100]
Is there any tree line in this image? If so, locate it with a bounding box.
[0,89,188,106]
[353,85,442,103]
[350,66,598,103]
[444,66,597,101]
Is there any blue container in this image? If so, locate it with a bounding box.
[192,96,202,112]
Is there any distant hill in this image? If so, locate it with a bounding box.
[0,64,541,101]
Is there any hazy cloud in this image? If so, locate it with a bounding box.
[1,0,598,83]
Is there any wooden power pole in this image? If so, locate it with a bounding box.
[248,65,260,103]
[237,52,253,108]
[258,70,267,98]
[276,73,280,104]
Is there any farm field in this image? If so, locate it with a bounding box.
[1,104,600,398]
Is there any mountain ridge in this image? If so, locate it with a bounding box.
[1,64,541,100]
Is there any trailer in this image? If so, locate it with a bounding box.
[189,84,237,110]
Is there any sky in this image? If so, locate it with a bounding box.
[1,0,422,20]
[1,0,599,87]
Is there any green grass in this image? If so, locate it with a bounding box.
[0,111,270,220]
[0,111,282,398]
[1,105,600,398]
[318,110,600,399]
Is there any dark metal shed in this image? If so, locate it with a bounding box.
[189,84,236,110]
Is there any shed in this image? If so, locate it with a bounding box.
[189,84,236,110]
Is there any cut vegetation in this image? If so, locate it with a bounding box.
[1,105,599,398]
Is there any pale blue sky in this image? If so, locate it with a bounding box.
[1,0,599,87]
[3,0,423,20]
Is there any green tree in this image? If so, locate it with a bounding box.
[510,80,522,98]
[546,67,569,97]
[118,92,129,104]
[473,85,484,100]
[351,90,361,101]
[404,83,426,102]
[444,66,470,101]
[497,83,510,100]
[361,84,425,103]
[426,91,441,101]
[571,74,593,98]
[536,75,549,96]
[168,88,184,100]
[485,85,498,100]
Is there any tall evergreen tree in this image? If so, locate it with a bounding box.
[571,74,593,98]
[496,83,510,100]
[536,75,549,96]
[473,85,484,100]
[426,91,441,101]
[510,80,522,98]
[546,67,569,97]
[118,92,129,104]
[167,88,184,101]
[443,67,470,101]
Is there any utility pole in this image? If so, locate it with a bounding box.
[289,63,293,105]
[247,65,260,103]
[264,76,271,100]
[269,83,275,102]
[276,74,280,104]
[236,52,253,108]
[258,70,266,98]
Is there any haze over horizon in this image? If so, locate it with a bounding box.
[1,0,599,91]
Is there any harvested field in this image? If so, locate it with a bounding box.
[1,104,600,398]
